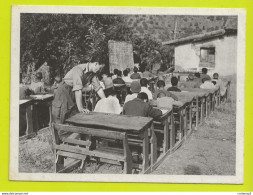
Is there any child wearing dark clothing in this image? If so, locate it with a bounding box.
[167,76,181,92]
[113,70,125,84]
[130,66,141,80]
[123,92,162,119]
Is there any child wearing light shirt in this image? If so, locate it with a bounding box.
[140,78,153,100]
[94,88,122,114]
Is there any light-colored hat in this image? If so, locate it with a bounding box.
[130,81,141,93]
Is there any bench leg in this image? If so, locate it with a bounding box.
[55,154,65,173]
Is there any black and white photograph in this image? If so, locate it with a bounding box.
[10,6,245,183]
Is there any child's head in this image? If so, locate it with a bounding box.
[117,70,122,77]
[213,73,219,79]
[130,81,141,94]
[126,68,130,73]
[171,76,178,87]
[137,92,149,103]
[157,80,165,89]
[113,69,118,75]
[109,73,113,78]
[107,87,117,97]
[194,72,200,78]
[123,69,128,77]
[133,66,138,73]
[202,68,208,74]
[35,72,43,81]
[188,73,194,81]
[140,78,148,87]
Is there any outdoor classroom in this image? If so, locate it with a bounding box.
[18,14,237,175]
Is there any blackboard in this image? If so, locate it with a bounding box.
[108,40,134,72]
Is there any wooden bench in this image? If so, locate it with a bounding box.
[51,123,133,174]
[65,112,154,173]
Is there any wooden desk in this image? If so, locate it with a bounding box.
[181,88,211,120]
[19,99,34,136]
[66,112,154,173]
[154,108,173,154]
[30,94,54,130]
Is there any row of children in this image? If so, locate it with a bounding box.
[99,66,155,90]
[94,80,163,119]
[178,68,226,95]
[94,76,184,120]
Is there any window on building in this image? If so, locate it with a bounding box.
[199,47,215,67]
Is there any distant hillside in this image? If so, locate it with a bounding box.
[123,15,237,42]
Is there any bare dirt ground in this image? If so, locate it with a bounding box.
[19,76,236,175]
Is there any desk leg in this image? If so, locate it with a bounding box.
[142,129,149,173]
[170,113,176,149]
[205,97,208,117]
[48,103,52,127]
[196,97,199,130]
[26,104,34,135]
[189,102,192,133]
[163,119,169,153]
[33,103,39,132]
[184,108,187,138]
[150,123,157,168]
[201,98,204,123]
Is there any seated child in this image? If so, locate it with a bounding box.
[130,66,142,80]
[124,81,141,104]
[142,67,153,78]
[180,73,199,88]
[212,73,226,95]
[51,75,62,94]
[153,80,178,100]
[112,69,118,80]
[200,67,211,82]
[113,70,125,84]
[94,88,122,114]
[30,72,45,94]
[123,92,162,119]
[156,91,175,108]
[122,69,133,83]
[167,76,181,92]
[157,69,165,81]
[102,72,114,89]
[140,78,153,100]
[200,78,216,89]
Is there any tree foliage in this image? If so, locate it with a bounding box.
[20,14,173,83]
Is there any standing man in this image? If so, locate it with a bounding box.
[52,61,106,124]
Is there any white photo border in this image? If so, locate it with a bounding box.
[10,5,246,183]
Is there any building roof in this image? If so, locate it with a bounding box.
[162,28,237,46]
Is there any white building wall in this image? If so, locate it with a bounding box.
[174,35,237,76]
